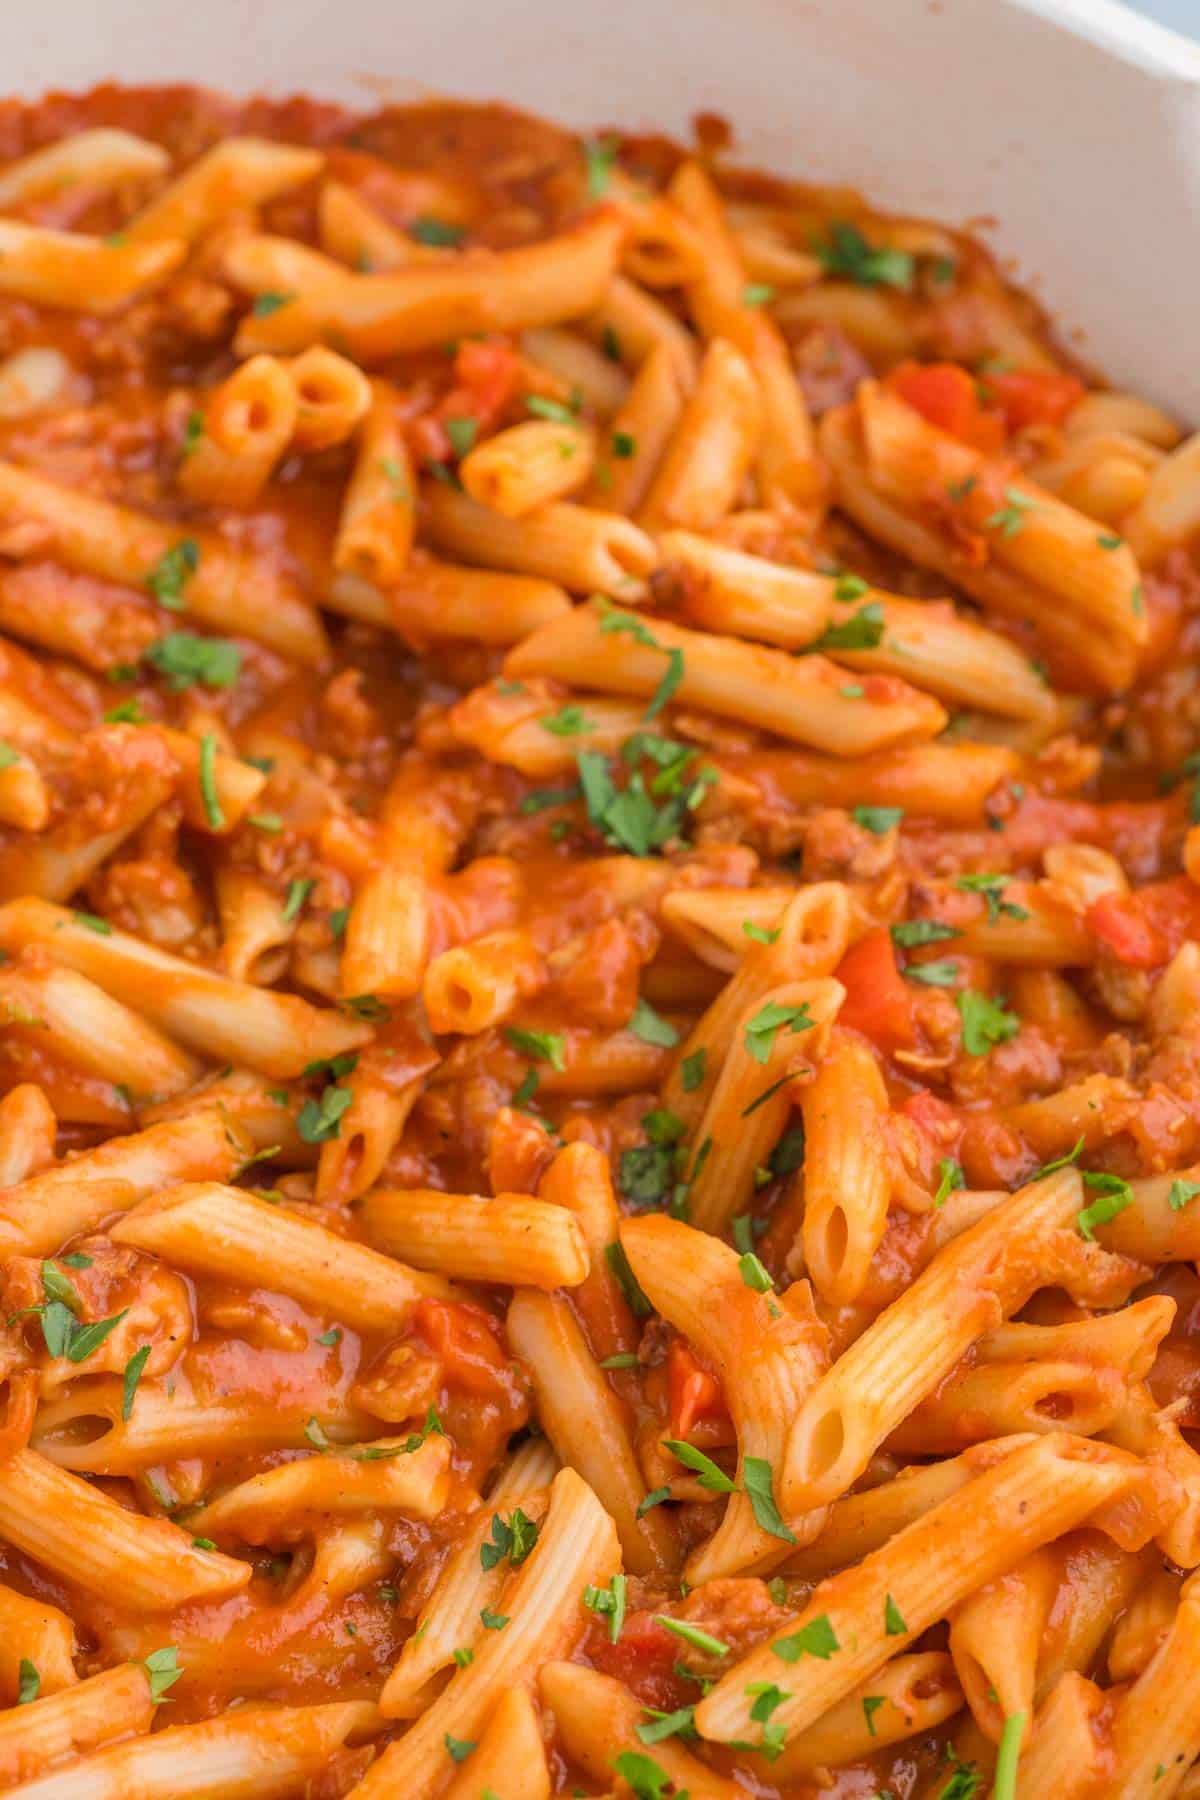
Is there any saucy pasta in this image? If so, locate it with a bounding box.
[0,81,1197,1800]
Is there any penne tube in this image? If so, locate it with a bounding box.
[329,561,570,644]
[1108,1388,1200,1570]
[112,1182,451,1330]
[124,136,323,242]
[314,1040,437,1203]
[0,459,326,664]
[153,726,268,836]
[507,1287,675,1576]
[444,681,645,776]
[0,1587,77,1702]
[2,1699,376,1800]
[822,384,1146,691]
[538,1140,639,1360]
[286,344,372,450]
[441,1686,550,1800]
[1108,1560,1181,1681]
[0,898,369,1078]
[948,1546,1060,1741]
[334,381,414,585]
[1034,1530,1144,1698]
[357,1467,619,1798]
[659,883,797,973]
[1107,1571,1200,1798]
[362,1189,588,1289]
[1124,432,1200,569]
[583,272,700,387]
[687,976,843,1235]
[0,1083,56,1186]
[623,1214,828,1581]
[0,1108,244,1257]
[423,928,545,1034]
[0,733,176,906]
[587,339,686,515]
[767,1651,963,1778]
[665,884,851,1129]
[827,593,1056,720]
[506,604,946,755]
[663,527,832,648]
[215,868,296,986]
[317,178,416,270]
[781,1167,1090,1512]
[521,326,631,415]
[886,1357,1130,1453]
[780,1436,1037,1580]
[423,482,657,596]
[461,419,596,517]
[0,128,168,205]
[636,337,762,532]
[1020,1674,1110,1800]
[1096,1162,1200,1262]
[800,1029,893,1306]
[185,1433,451,1542]
[224,209,625,360]
[177,355,299,507]
[31,1379,373,1475]
[144,1066,316,1167]
[669,161,818,504]
[744,739,1021,823]
[0,1449,249,1609]
[0,741,48,830]
[0,1663,153,1790]
[0,958,202,1101]
[0,221,184,312]
[979,1295,1174,1375]
[695,1433,1146,1749]
[380,1437,558,1718]
[540,1661,741,1800]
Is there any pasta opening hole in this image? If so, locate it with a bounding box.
[36,1413,113,1449]
[1032,1389,1077,1422]
[445,981,474,1018]
[804,1406,846,1483]
[245,399,272,431]
[821,1206,849,1281]
[298,380,333,407]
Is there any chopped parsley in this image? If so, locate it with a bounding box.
[817,600,885,651]
[198,733,224,830]
[479,1507,539,1572]
[505,1026,566,1071]
[891,918,959,948]
[984,487,1038,539]
[1076,1171,1135,1240]
[815,222,914,289]
[955,990,1019,1055]
[583,1570,627,1642]
[628,997,679,1048]
[745,1000,814,1064]
[853,805,903,835]
[143,631,240,691]
[773,1614,840,1663]
[146,539,199,611]
[250,291,295,316]
[410,216,465,247]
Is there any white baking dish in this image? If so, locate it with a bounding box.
[0,0,1197,412]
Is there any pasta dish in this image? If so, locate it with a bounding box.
[0,83,1197,1800]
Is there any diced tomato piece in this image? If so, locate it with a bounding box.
[588,1611,693,1712]
[835,927,917,1053]
[444,337,519,427]
[888,361,1005,453]
[411,1298,512,1398]
[667,1340,728,1440]
[985,368,1085,432]
[1086,893,1168,969]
